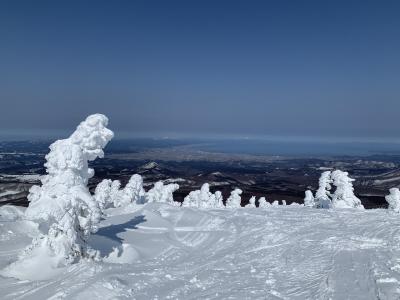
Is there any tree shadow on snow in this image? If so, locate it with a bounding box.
[89,215,146,257]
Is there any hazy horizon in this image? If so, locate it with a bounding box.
[3,127,400,144]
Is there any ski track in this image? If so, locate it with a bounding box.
[1,204,400,299]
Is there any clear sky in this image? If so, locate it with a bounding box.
[0,0,399,139]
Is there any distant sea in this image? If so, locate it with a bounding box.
[188,139,400,157]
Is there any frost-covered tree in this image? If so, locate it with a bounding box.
[95,175,146,209]
[331,170,364,209]
[145,181,179,205]
[258,197,270,208]
[304,190,315,208]
[182,183,224,208]
[214,191,225,208]
[127,174,146,205]
[225,188,242,208]
[385,188,400,213]
[113,174,146,207]
[245,196,257,208]
[315,171,333,208]
[24,114,114,264]
[94,179,123,209]
[199,183,215,208]
[183,183,209,208]
[94,179,113,210]
[110,180,122,205]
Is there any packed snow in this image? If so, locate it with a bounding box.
[1,114,400,299]
[1,203,400,299]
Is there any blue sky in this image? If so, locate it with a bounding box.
[0,0,399,139]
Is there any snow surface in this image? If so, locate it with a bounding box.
[0,174,42,182]
[1,203,400,299]
[0,190,20,197]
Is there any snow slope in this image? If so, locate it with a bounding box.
[1,204,400,299]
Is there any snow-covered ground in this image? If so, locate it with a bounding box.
[0,174,42,182]
[1,203,400,299]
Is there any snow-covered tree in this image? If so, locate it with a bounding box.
[331,170,364,209]
[385,188,400,213]
[272,200,279,206]
[225,188,242,208]
[94,179,113,210]
[304,190,315,208]
[112,174,146,207]
[245,196,257,208]
[182,183,209,208]
[214,191,225,208]
[182,183,224,208]
[128,174,146,204]
[199,183,215,208]
[258,197,270,208]
[110,180,122,205]
[95,175,146,209]
[145,181,179,205]
[315,171,333,208]
[24,114,114,264]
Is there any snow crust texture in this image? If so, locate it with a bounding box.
[1,204,400,299]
